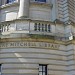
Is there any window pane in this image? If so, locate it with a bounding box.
[43,72,45,75]
[43,66,46,71]
[39,66,42,71]
[39,72,42,75]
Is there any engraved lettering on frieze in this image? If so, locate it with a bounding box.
[0,42,60,49]
[24,42,27,46]
[10,42,15,47]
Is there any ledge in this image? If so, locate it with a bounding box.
[0,33,66,45]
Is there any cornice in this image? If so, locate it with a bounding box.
[1,35,75,45]
[0,18,65,27]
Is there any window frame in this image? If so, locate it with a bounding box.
[39,64,47,75]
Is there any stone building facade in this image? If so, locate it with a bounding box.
[0,0,75,75]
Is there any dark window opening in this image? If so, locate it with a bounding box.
[7,0,15,3]
[39,64,47,75]
[34,23,37,31]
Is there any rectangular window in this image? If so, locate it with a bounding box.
[35,0,46,2]
[7,0,15,3]
[39,64,47,75]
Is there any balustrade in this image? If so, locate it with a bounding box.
[0,24,10,32]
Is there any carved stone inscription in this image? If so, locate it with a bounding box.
[0,42,60,49]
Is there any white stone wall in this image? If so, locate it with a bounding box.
[0,0,75,23]
[64,25,75,38]
[29,3,51,21]
[0,5,18,21]
[0,43,67,75]
[0,0,51,22]
[66,44,75,75]
[0,0,75,75]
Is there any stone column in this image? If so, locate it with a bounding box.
[18,0,30,18]
[1,0,7,5]
[4,0,7,4]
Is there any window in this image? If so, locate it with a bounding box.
[39,64,47,75]
[35,0,46,2]
[7,0,15,3]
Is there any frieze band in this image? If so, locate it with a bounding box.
[0,42,60,49]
